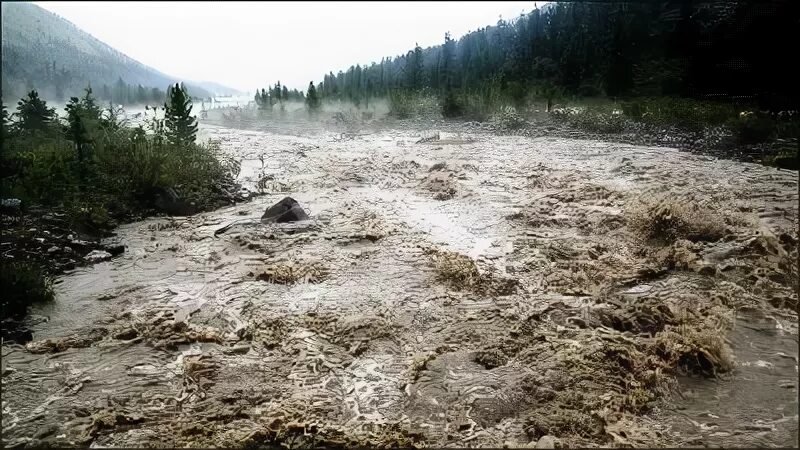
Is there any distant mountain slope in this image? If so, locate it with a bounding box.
[1,2,240,102]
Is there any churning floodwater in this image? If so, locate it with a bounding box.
[2,121,797,447]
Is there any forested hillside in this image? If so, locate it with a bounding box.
[0,2,239,103]
[310,1,798,112]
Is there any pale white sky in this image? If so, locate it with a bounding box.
[35,1,542,93]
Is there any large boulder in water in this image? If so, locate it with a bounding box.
[261,196,309,223]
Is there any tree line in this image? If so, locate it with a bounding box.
[253,81,305,110]
[305,1,798,113]
[1,82,227,223]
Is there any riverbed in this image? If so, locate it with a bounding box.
[2,121,797,447]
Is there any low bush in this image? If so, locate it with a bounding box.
[492,105,527,130]
[2,88,233,227]
[729,114,775,144]
[0,261,54,319]
[621,98,735,132]
[551,106,625,134]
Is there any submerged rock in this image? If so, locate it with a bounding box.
[261,196,309,223]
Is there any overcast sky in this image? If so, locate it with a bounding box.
[34,1,543,93]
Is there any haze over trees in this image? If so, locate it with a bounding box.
[254,81,305,110]
[308,1,798,113]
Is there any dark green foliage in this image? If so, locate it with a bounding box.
[441,91,463,119]
[305,82,321,112]
[621,98,734,131]
[731,115,775,145]
[1,102,9,141]
[551,106,625,134]
[13,90,56,134]
[2,85,231,228]
[163,83,198,146]
[304,2,797,117]
[405,43,425,91]
[0,261,54,319]
[64,87,103,182]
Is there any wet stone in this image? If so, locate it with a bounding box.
[105,244,125,256]
[84,250,113,262]
[535,435,560,449]
[225,344,251,355]
[261,196,310,223]
[113,328,139,340]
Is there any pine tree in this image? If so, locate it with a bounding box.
[440,33,461,117]
[163,83,198,146]
[406,43,424,90]
[305,82,321,112]
[1,103,9,142]
[65,86,102,184]
[14,90,56,133]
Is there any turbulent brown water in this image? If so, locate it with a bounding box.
[2,122,797,448]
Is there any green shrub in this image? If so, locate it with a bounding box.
[492,105,526,129]
[388,90,415,119]
[0,261,54,319]
[551,106,625,134]
[621,100,646,120]
[730,115,775,144]
[578,84,602,98]
[10,141,78,205]
[441,91,463,118]
[621,98,735,131]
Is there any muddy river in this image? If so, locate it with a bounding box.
[2,122,797,447]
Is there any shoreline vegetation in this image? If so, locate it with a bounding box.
[1,83,245,325]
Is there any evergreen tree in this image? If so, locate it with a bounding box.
[305,81,321,112]
[14,89,56,133]
[150,87,162,104]
[163,83,198,146]
[136,84,148,104]
[440,33,461,117]
[114,77,127,105]
[406,43,424,91]
[1,103,9,142]
[65,86,102,185]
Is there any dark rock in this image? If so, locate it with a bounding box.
[105,244,125,256]
[0,322,33,344]
[113,328,139,340]
[153,187,194,216]
[261,197,309,223]
[1,198,22,215]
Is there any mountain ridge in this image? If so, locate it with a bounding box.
[1,2,241,103]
